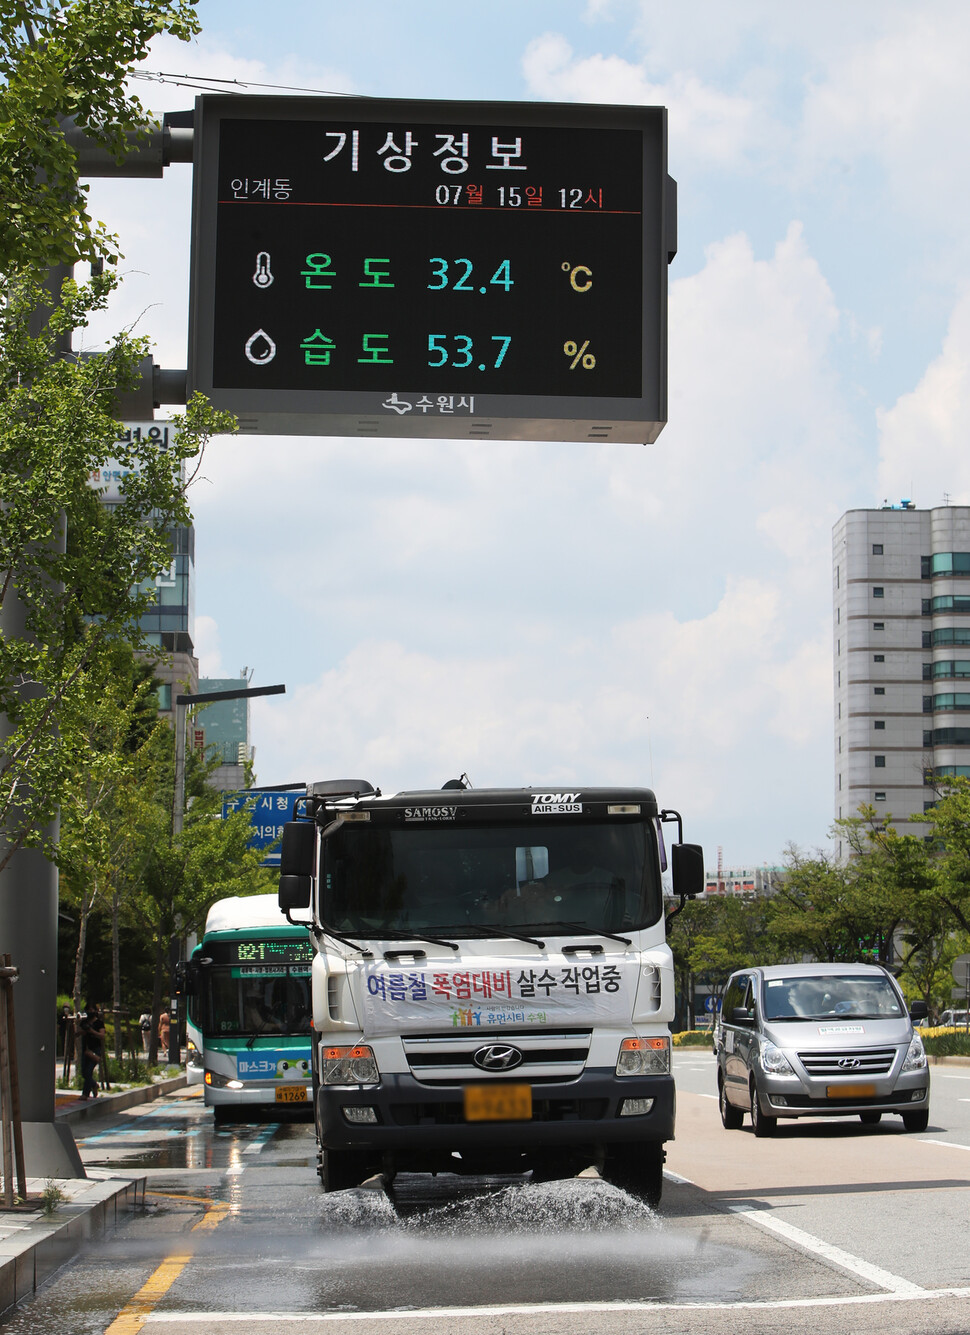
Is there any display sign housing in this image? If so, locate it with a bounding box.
[188,95,675,443]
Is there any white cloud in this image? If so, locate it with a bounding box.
[521,33,764,168]
[877,286,970,506]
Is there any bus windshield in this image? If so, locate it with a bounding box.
[203,968,312,1037]
[323,819,659,937]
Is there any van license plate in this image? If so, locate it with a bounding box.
[275,1085,308,1103]
[826,1083,876,1099]
[464,1084,532,1122]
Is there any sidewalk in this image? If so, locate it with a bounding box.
[0,1073,187,1317]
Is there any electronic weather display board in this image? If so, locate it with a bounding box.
[188,96,675,443]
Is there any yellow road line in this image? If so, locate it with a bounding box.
[103,1200,229,1335]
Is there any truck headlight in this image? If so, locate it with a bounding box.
[901,1035,927,1072]
[322,1044,380,1085]
[760,1041,795,1076]
[616,1036,669,1076]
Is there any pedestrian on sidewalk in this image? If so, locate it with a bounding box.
[158,1009,170,1060]
[78,1006,101,1100]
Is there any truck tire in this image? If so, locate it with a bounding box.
[719,1075,744,1130]
[320,1148,370,1191]
[749,1081,776,1137]
[604,1143,664,1208]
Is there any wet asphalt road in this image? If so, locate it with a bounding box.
[2,1053,970,1334]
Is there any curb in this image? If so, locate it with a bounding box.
[0,1174,145,1317]
[55,1073,188,1124]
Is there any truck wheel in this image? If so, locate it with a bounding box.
[719,1076,744,1130]
[902,1108,929,1133]
[750,1082,776,1137]
[604,1144,664,1208]
[320,1148,370,1191]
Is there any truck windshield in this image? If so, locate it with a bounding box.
[203,968,312,1037]
[762,974,904,1021]
[323,819,659,936]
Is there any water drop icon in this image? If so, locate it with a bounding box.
[245,329,277,365]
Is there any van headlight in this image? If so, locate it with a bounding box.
[760,1041,795,1076]
[902,1035,927,1072]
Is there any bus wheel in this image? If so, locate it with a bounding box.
[320,1148,370,1191]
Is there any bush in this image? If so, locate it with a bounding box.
[923,1029,970,1057]
[672,1030,715,1047]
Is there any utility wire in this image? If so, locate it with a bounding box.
[130,70,356,97]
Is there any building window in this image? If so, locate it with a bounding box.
[837,639,840,655]
[923,663,932,679]
[923,696,933,713]
[923,631,932,648]
[875,791,886,801]
[874,622,885,631]
[157,683,172,711]
[874,720,886,729]
[922,599,932,615]
[874,654,885,662]
[874,755,886,767]
[921,555,932,579]
[873,587,884,598]
[923,730,933,747]
[931,552,970,576]
[872,544,883,555]
[874,686,886,695]
[932,595,970,614]
[933,626,970,646]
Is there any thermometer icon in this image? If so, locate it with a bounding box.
[252,251,274,288]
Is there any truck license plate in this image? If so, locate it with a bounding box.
[275,1085,308,1103]
[464,1084,532,1122]
[826,1083,876,1099]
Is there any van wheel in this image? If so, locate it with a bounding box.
[750,1082,776,1137]
[902,1108,929,1133]
[320,1148,370,1191]
[719,1076,744,1130]
[859,1111,882,1125]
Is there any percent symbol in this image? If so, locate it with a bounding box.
[563,339,596,370]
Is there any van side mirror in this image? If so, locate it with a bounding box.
[731,1006,754,1025]
[909,999,928,1021]
[279,821,315,911]
[671,843,704,899]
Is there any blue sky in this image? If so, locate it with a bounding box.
[81,0,970,865]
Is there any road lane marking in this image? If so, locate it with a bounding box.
[104,1200,229,1334]
[140,1289,970,1322]
[921,1137,970,1151]
[728,1203,924,1294]
[244,1125,279,1154]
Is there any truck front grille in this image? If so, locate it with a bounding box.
[403,1028,592,1085]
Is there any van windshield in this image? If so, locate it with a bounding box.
[762,974,904,1021]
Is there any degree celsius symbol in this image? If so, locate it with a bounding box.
[561,261,593,293]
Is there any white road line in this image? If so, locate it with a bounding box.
[243,1126,278,1155]
[142,1290,970,1322]
[921,1137,970,1151]
[728,1203,924,1294]
[224,1164,246,1176]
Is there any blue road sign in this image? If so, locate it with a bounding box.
[704,995,719,1013]
[222,789,301,867]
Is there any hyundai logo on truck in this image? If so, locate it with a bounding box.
[473,1044,524,1072]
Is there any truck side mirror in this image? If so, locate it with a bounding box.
[671,842,704,899]
[279,821,315,911]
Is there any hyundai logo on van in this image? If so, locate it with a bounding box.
[532,792,582,814]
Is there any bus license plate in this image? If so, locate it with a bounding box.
[275,1085,308,1104]
[464,1084,532,1122]
[826,1083,876,1099]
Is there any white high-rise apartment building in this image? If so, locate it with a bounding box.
[833,504,970,854]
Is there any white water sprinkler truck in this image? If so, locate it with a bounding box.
[279,778,703,1204]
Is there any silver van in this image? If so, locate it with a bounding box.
[715,963,930,1135]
